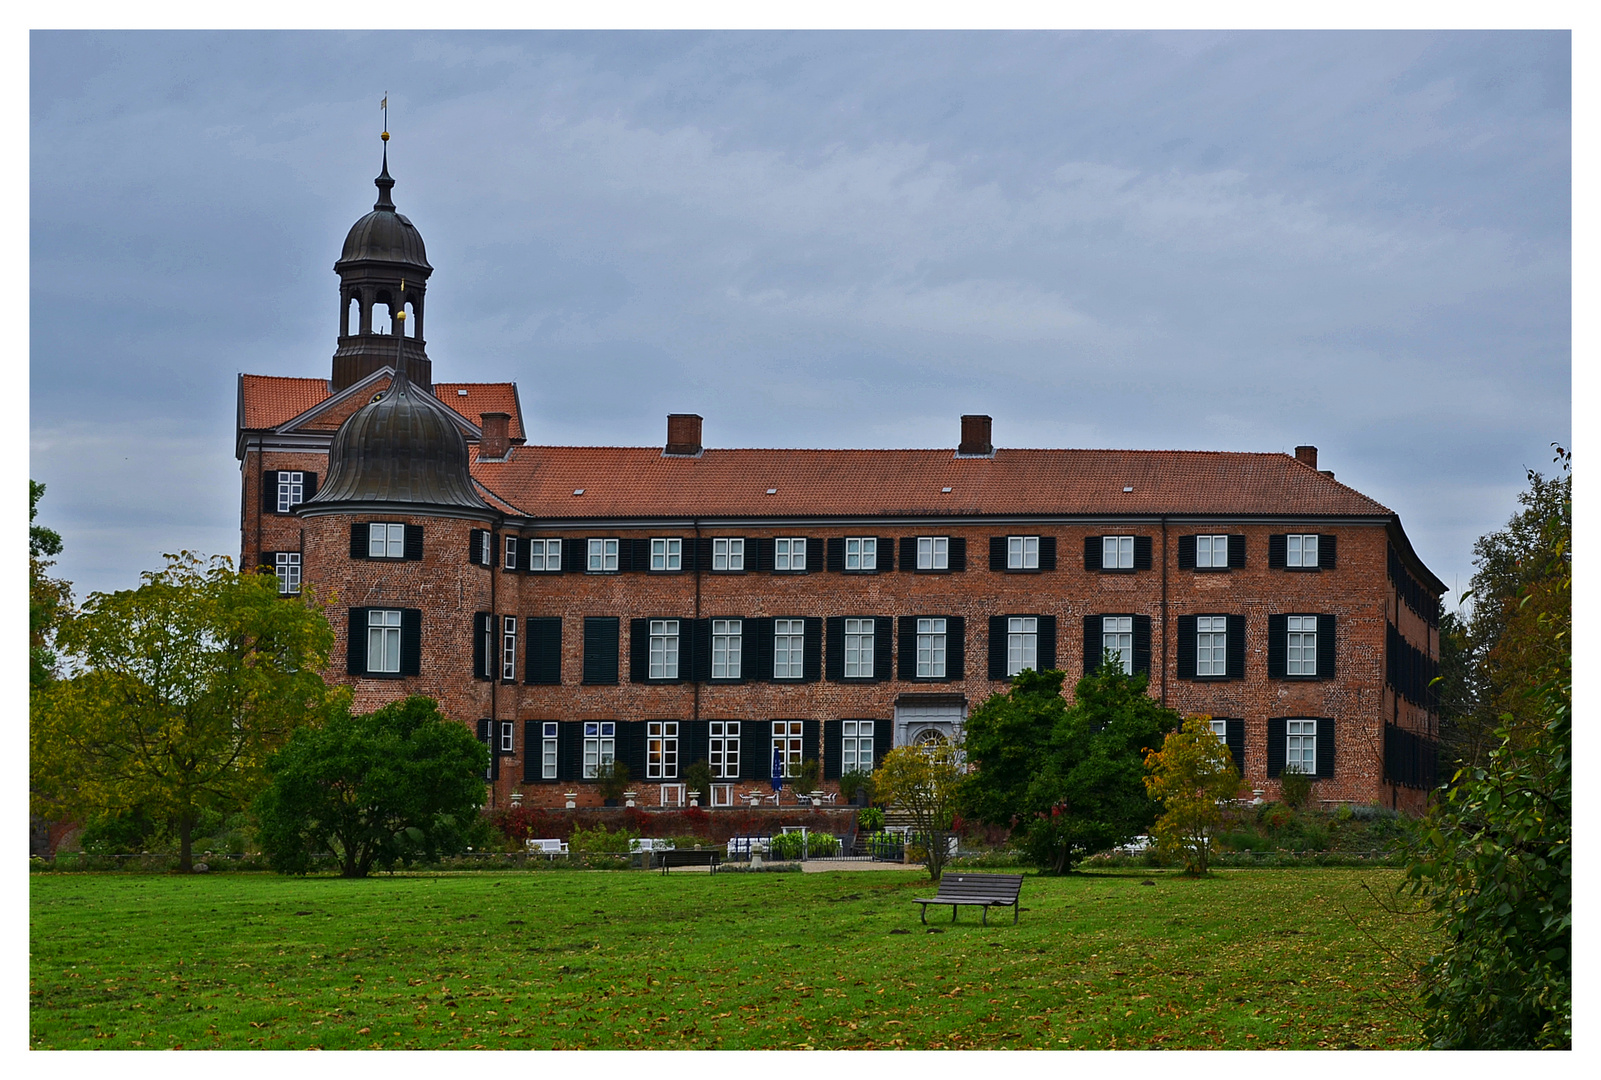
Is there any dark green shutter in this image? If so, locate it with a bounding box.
[630,619,650,683]
[752,537,772,572]
[1176,615,1197,678]
[1266,718,1287,778]
[1228,535,1247,569]
[526,617,561,684]
[1319,535,1338,569]
[403,524,423,561]
[988,616,1007,680]
[346,608,368,674]
[802,617,822,682]
[899,537,916,570]
[946,616,965,680]
[1225,718,1245,776]
[262,471,279,513]
[1177,535,1196,569]
[302,473,317,501]
[1038,615,1057,670]
[1267,614,1287,677]
[823,721,842,780]
[874,618,893,682]
[898,616,917,680]
[350,524,367,559]
[468,529,485,564]
[583,617,619,685]
[747,618,773,682]
[826,617,845,681]
[1268,535,1287,568]
[876,537,895,571]
[989,537,1006,571]
[473,612,491,680]
[1226,615,1246,679]
[827,538,844,572]
[949,537,966,571]
[400,609,422,675]
[1084,536,1102,571]
[617,722,648,781]
[802,720,821,776]
[560,721,584,780]
[1038,536,1056,571]
[1083,616,1102,674]
[1133,615,1151,674]
[1317,614,1336,679]
[523,721,539,782]
[692,619,712,683]
[873,720,892,768]
[1134,536,1152,571]
[564,538,585,573]
[1316,718,1335,779]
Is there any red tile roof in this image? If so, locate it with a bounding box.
[468,447,1392,520]
[240,373,521,437]
[435,383,524,440]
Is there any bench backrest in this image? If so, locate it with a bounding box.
[527,839,566,853]
[662,849,719,864]
[933,872,1024,902]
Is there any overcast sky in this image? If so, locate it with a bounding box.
[29,29,1570,603]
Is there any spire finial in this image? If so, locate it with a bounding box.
[374,93,395,211]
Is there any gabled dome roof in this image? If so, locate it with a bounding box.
[333,151,432,273]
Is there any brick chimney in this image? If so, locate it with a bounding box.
[1295,445,1318,470]
[959,414,993,456]
[479,412,510,459]
[665,413,703,456]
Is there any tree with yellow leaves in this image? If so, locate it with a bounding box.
[1143,716,1240,876]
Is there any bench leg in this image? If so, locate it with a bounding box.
[1013,902,1018,924]
[982,906,988,926]
[919,904,927,924]
[952,905,958,923]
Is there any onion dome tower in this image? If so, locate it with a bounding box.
[331,134,434,391]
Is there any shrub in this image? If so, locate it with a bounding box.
[1258,803,1294,830]
[807,833,841,857]
[1279,768,1313,809]
[594,761,630,803]
[838,768,874,803]
[568,824,635,854]
[769,832,807,860]
[684,759,714,804]
[857,806,885,831]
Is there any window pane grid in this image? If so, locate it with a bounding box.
[369,523,404,558]
[774,538,806,570]
[917,536,948,570]
[773,720,803,777]
[712,619,742,679]
[1197,615,1226,676]
[845,537,876,570]
[1288,534,1318,567]
[1102,615,1133,674]
[1287,615,1316,675]
[916,617,947,678]
[1197,535,1228,568]
[1007,616,1037,676]
[773,619,804,679]
[844,617,873,678]
[583,721,615,778]
[1008,535,1039,569]
[1103,535,1134,569]
[277,471,304,513]
[710,721,740,779]
[502,615,517,680]
[648,720,679,779]
[542,722,558,779]
[649,619,680,679]
[588,538,618,572]
[367,608,401,673]
[274,552,301,595]
[1286,719,1316,774]
[842,719,874,772]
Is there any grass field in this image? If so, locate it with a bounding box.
[30,866,1431,1050]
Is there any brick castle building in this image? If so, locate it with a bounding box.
[238,149,1444,815]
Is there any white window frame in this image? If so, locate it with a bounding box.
[916,617,947,679]
[773,619,805,680]
[525,538,560,572]
[710,721,741,779]
[844,618,874,679]
[845,536,877,571]
[772,720,804,779]
[711,619,742,680]
[649,619,680,680]
[1196,616,1227,677]
[502,616,517,681]
[1196,535,1229,568]
[542,722,558,780]
[276,470,304,514]
[774,537,806,571]
[1287,615,1317,676]
[1008,535,1039,570]
[1287,534,1319,568]
[710,783,734,808]
[274,552,301,596]
[583,721,615,779]
[369,522,405,559]
[504,535,518,569]
[588,538,619,572]
[648,720,679,780]
[651,537,682,571]
[1286,719,1317,775]
[1007,616,1038,677]
[1102,535,1134,570]
[659,783,686,808]
[1102,615,1134,675]
[499,720,514,754]
[712,538,745,571]
[366,609,402,674]
[917,536,949,570]
[842,719,874,772]
[1209,718,1228,741]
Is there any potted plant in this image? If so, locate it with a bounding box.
[797,757,821,795]
[595,761,630,806]
[839,768,874,807]
[684,759,714,807]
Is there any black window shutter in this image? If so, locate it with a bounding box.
[1266,718,1287,778]
[899,537,916,570]
[802,617,822,682]
[871,719,892,768]
[827,537,845,572]
[1177,535,1196,570]
[874,618,894,682]
[826,617,845,681]
[564,538,585,573]
[1268,534,1287,568]
[560,721,583,781]
[618,721,648,780]
[989,536,1006,571]
[526,617,562,684]
[1083,615,1102,674]
[949,537,966,571]
[1038,615,1057,671]
[1176,615,1197,678]
[691,619,712,683]
[988,616,1007,680]
[504,536,520,570]
[1316,718,1336,779]
[684,721,709,776]
[753,537,773,572]
[699,537,716,572]
[473,612,490,680]
[346,608,368,675]
[748,618,773,682]
[1229,535,1247,569]
[582,617,619,685]
[403,524,424,561]
[262,471,279,513]
[800,537,820,573]
[303,473,317,501]
[1227,614,1246,679]
[1039,536,1057,571]
[1267,614,1287,678]
[350,524,367,559]
[400,609,422,675]
[523,721,540,782]
[1225,718,1246,776]
[898,616,918,680]
[823,721,842,780]
[1084,536,1102,571]
[802,720,821,774]
[878,537,896,572]
[1133,615,1152,674]
[468,529,483,564]
[946,616,965,680]
[629,619,650,683]
[1317,614,1336,679]
[477,719,493,780]
[1134,536,1152,571]
[1319,535,1338,569]
[257,551,277,576]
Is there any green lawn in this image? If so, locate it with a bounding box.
[30,867,1430,1050]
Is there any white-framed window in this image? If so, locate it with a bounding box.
[369,522,405,559]
[1102,616,1134,675]
[1287,534,1319,567]
[917,536,949,570]
[588,538,619,572]
[711,783,734,808]
[502,616,517,681]
[773,720,804,778]
[1102,535,1134,570]
[649,620,680,680]
[650,538,681,571]
[773,619,805,679]
[1286,719,1317,774]
[504,536,519,569]
[647,721,679,780]
[916,617,947,679]
[844,618,874,678]
[710,721,741,779]
[274,552,301,595]
[845,536,877,571]
[276,471,304,513]
[1196,535,1229,568]
[1007,616,1038,677]
[583,721,615,779]
[842,719,874,772]
[774,538,806,571]
[711,619,742,680]
[1197,616,1227,677]
[1008,535,1039,570]
[1209,718,1228,741]
[525,538,561,572]
[499,721,514,754]
[1287,615,1317,676]
[367,609,402,674]
[712,538,744,571]
[542,722,558,780]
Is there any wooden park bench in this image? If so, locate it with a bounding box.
[657,849,722,874]
[912,872,1024,924]
[525,838,569,859]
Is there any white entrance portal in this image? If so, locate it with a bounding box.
[893,694,966,749]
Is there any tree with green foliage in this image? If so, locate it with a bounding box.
[960,664,1175,874]
[874,740,964,881]
[30,552,336,871]
[29,481,72,688]
[1144,716,1240,876]
[254,695,489,878]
